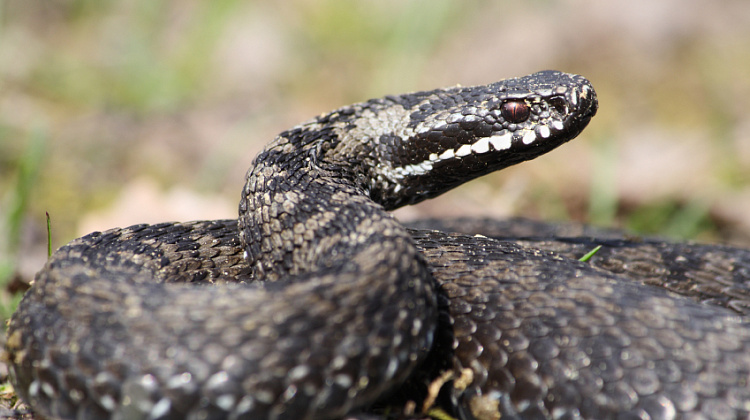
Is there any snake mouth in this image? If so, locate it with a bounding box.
[575,81,599,122]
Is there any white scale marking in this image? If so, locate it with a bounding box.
[334,373,353,388]
[236,396,255,415]
[385,358,399,379]
[331,355,347,370]
[471,137,491,154]
[41,381,55,397]
[216,394,237,411]
[455,144,472,157]
[99,395,117,411]
[438,149,455,160]
[385,121,559,182]
[489,132,513,151]
[207,371,229,388]
[537,125,551,139]
[150,398,172,419]
[289,365,311,381]
[522,130,537,145]
[166,372,192,389]
[385,160,434,179]
[29,381,40,397]
[69,389,84,403]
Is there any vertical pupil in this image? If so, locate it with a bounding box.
[501,100,530,123]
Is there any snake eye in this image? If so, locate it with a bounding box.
[500,100,530,123]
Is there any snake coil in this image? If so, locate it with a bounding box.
[7,71,750,419]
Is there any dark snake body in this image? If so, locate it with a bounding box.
[5,71,750,419]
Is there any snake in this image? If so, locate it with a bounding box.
[5,70,750,419]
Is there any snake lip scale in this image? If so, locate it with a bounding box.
[5,71,749,419]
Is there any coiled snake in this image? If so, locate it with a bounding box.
[5,71,750,419]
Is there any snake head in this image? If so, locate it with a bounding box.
[356,71,598,210]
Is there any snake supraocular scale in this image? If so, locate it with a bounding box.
[5,71,750,420]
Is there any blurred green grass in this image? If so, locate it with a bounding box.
[24,1,244,113]
[1,0,750,317]
[0,126,46,320]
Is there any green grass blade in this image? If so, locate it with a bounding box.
[579,245,603,262]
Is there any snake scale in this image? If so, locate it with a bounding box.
[5,71,750,419]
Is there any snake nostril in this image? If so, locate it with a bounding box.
[500,100,530,124]
[548,97,568,115]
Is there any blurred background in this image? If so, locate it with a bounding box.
[2,0,750,315]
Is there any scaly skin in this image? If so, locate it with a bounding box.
[27,71,750,420]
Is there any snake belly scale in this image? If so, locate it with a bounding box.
[6,71,750,419]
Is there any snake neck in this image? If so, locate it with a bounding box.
[239,155,415,282]
[235,118,442,417]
